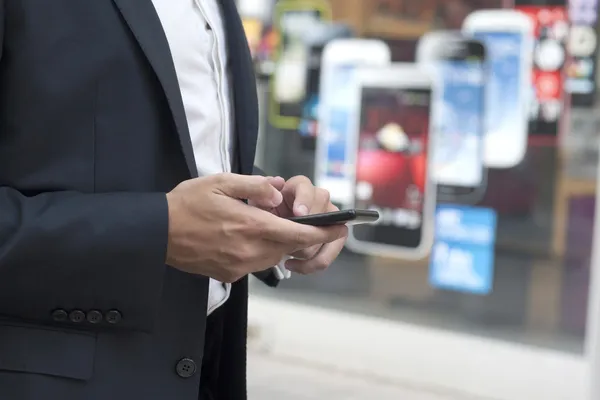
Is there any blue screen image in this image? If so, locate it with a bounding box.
[433,59,485,187]
[472,31,527,167]
[323,64,355,178]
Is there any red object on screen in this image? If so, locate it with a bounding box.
[356,150,407,187]
[516,5,568,142]
[409,153,427,192]
[355,87,431,212]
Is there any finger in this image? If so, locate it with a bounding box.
[249,176,286,210]
[212,173,283,208]
[291,244,321,261]
[289,202,339,258]
[266,176,286,191]
[310,188,332,214]
[282,176,314,216]
[258,211,348,249]
[285,236,347,274]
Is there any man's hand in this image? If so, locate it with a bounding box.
[165,173,346,283]
[254,175,348,275]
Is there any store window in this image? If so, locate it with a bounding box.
[243,0,600,355]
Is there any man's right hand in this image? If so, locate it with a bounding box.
[165,173,347,283]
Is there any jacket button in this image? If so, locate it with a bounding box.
[86,310,103,324]
[69,310,86,323]
[105,310,122,324]
[175,358,197,378]
[51,309,68,322]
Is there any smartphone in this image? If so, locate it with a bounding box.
[315,39,391,207]
[416,31,487,203]
[297,23,354,138]
[566,0,598,107]
[287,209,380,226]
[346,64,436,259]
[269,0,332,131]
[515,1,569,141]
[463,9,535,169]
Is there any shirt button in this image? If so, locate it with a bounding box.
[86,310,103,324]
[51,309,68,322]
[175,358,197,378]
[69,310,86,323]
[105,310,122,324]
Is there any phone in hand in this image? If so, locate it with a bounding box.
[287,209,379,226]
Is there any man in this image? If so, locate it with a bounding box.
[0,1,347,399]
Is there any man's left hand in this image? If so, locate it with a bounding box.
[253,175,347,275]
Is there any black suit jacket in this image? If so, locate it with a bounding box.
[0,0,273,399]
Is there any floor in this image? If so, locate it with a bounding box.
[247,351,476,400]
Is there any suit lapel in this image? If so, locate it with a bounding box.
[112,0,198,178]
[220,0,260,176]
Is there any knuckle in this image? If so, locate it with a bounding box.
[317,188,331,205]
[289,175,312,188]
[244,214,268,236]
[232,243,256,263]
[314,256,331,271]
[214,172,228,183]
[291,248,311,260]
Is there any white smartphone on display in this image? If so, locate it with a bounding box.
[462,9,535,169]
[315,39,391,206]
[346,64,436,260]
[416,31,487,204]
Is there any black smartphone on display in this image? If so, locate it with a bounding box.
[287,209,380,226]
[417,33,488,204]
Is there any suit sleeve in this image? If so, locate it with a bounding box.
[0,8,167,332]
[0,189,169,332]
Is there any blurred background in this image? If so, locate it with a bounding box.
[235,0,600,398]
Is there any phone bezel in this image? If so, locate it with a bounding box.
[416,32,488,204]
[462,9,535,169]
[315,39,392,207]
[287,209,380,226]
[346,63,436,260]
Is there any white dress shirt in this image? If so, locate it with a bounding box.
[151,0,290,315]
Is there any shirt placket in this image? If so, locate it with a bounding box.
[198,1,232,313]
[198,4,230,174]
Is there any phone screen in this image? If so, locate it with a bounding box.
[274,10,321,118]
[432,58,485,188]
[317,63,356,202]
[565,0,598,107]
[351,86,431,250]
[516,5,568,139]
[472,30,529,168]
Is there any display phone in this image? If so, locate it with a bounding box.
[297,23,354,138]
[315,39,391,207]
[416,32,487,204]
[287,209,380,226]
[515,0,569,141]
[346,64,436,259]
[566,0,599,107]
[269,0,332,131]
[462,10,535,169]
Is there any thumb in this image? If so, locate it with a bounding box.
[212,173,283,208]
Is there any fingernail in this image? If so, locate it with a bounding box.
[295,205,309,216]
